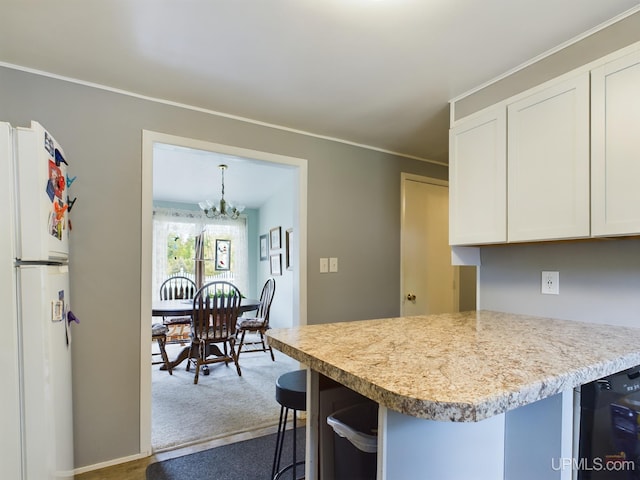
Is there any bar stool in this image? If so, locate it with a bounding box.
[272,369,306,480]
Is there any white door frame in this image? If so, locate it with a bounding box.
[400,173,458,316]
[140,130,308,455]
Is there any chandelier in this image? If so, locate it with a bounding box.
[198,164,245,220]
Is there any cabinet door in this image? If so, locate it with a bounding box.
[507,73,590,242]
[449,106,507,245]
[591,49,640,236]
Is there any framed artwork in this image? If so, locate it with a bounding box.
[259,234,268,261]
[215,239,231,271]
[270,226,281,250]
[285,228,293,270]
[270,254,282,276]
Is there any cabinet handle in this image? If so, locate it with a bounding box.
[406,293,416,301]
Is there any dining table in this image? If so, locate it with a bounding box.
[152,297,261,370]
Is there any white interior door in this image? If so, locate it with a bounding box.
[401,175,457,316]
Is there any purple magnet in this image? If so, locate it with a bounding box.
[67,311,80,324]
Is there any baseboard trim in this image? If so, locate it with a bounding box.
[73,452,149,475]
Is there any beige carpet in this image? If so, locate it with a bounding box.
[152,339,299,451]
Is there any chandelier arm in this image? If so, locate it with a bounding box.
[200,164,243,220]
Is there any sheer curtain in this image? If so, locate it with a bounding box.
[152,207,248,298]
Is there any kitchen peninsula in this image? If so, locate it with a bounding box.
[267,310,640,480]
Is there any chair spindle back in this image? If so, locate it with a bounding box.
[160,276,196,300]
[192,281,242,343]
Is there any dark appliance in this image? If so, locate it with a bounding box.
[579,366,640,480]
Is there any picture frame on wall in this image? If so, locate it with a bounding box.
[285,228,293,270]
[259,234,268,261]
[215,239,231,271]
[270,226,281,250]
[270,254,282,276]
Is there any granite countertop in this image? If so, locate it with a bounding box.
[267,310,640,422]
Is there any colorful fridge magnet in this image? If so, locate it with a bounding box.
[48,200,67,240]
[47,159,64,200]
[54,200,68,220]
[44,132,54,156]
[46,177,56,202]
[51,290,65,322]
[54,148,68,166]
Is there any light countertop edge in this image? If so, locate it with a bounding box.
[266,311,640,422]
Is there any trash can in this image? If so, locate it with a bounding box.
[327,402,378,480]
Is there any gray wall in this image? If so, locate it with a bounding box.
[478,240,640,327]
[0,66,445,468]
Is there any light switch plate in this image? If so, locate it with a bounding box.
[320,258,329,273]
[329,257,338,273]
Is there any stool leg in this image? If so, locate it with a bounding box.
[272,405,288,479]
[273,408,305,480]
[292,412,297,479]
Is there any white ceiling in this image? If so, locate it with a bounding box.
[152,143,296,208]
[2,1,639,205]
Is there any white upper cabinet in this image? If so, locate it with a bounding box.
[449,106,506,245]
[591,49,640,236]
[449,43,640,247]
[507,73,591,242]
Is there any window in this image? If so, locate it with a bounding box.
[152,207,248,298]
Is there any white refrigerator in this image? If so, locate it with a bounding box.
[0,121,76,479]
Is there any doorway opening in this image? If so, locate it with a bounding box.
[141,130,308,454]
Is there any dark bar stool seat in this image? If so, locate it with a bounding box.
[272,369,306,480]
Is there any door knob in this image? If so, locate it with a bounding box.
[406,293,416,301]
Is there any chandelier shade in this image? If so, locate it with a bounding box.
[198,164,245,220]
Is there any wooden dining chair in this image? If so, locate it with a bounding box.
[160,275,197,301]
[151,323,172,374]
[236,278,276,361]
[159,276,196,344]
[187,281,243,384]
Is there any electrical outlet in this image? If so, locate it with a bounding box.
[541,271,559,295]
